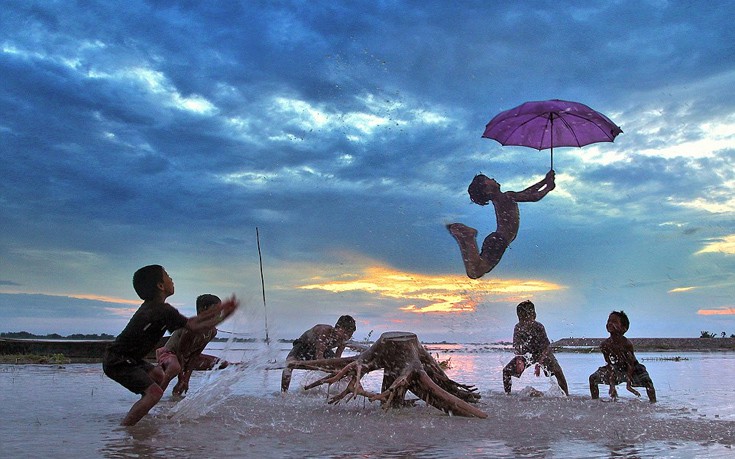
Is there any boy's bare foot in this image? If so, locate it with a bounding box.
[446,223,478,241]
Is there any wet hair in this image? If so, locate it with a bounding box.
[610,310,630,332]
[468,174,492,206]
[132,265,165,301]
[196,294,221,314]
[335,315,356,332]
[516,300,536,320]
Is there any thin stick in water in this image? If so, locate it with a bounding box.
[256,227,270,344]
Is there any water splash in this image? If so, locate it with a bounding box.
[168,366,241,419]
[169,330,280,420]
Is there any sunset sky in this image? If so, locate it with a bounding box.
[2,1,735,343]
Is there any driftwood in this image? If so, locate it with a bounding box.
[288,331,486,418]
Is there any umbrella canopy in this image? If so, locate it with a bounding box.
[482,99,623,169]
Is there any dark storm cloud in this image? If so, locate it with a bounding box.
[2,1,735,338]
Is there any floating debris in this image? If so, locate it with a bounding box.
[641,356,689,361]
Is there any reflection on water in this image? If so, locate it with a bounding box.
[100,425,167,459]
[1,347,734,458]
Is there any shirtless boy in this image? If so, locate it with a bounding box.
[156,294,230,396]
[281,315,356,392]
[589,310,656,402]
[448,170,555,278]
[502,300,569,395]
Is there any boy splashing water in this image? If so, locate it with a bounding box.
[103,265,239,425]
[156,294,231,397]
[589,310,656,403]
[502,300,569,396]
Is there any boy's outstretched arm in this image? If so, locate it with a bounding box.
[187,295,240,332]
[511,170,556,202]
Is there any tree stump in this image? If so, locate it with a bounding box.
[293,331,486,418]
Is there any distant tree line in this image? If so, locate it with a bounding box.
[1,331,297,342]
[212,337,295,343]
[5,330,734,341]
[1,331,115,340]
[699,331,735,338]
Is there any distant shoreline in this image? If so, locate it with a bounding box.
[2,337,735,364]
[552,337,735,352]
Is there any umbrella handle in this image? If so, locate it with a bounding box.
[550,114,554,170]
[550,146,554,170]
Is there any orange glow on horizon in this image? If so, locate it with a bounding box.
[0,289,140,306]
[698,307,735,316]
[105,306,140,317]
[299,265,563,314]
[68,294,140,305]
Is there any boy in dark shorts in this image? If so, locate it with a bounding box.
[447,170,555,279]
[589,310,656,403]
[103,265,239,426]
[281,315,356,392]
[502,300,569,395]
[156,294,230,396]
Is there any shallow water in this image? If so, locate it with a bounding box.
[1,345,734,458]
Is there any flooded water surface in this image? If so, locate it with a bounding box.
[1,344,734,458]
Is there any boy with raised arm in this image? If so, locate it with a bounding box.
[103,265,239,425]
[448,170,555,279]
[156,294,230,396]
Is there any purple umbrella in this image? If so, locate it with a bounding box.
[482,99,623,169]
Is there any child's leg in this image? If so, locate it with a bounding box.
[158,357,181,392]
[548,359,569,396]
[121,383,164,426]
[447,224,492,279]
[149,365,165,385]
[281,367,293,392]
[555,369,569,396]
[589,372,600,399]
[634,363,656,403]
[155,348,181,391]
[502,356,525,394]
[645,383,656,403]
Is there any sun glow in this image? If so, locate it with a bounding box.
[698,307,735,316]
[299,265,563,314]
[68,294,140,305]
[668,287,696,293]
[695,234,735,255]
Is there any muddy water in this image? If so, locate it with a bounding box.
[1,347,734,458]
